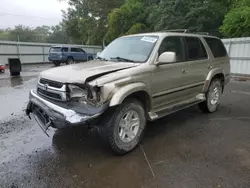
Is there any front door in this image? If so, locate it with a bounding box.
[151,36,191,111]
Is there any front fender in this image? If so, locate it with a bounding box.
[109,82,150,107]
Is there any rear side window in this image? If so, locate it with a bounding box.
[70,48,77,52]
[185,37,208,61]
[204,37,227,58]
[76,48,85,53]
[50,47,61,52]
[62,47,68,52]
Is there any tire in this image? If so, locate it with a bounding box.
[66,57,74,65]
[53,61,61,66]
[0,69,4,73]
[199,79,222,113]
[98,98,146,155]
[88,56,93,61]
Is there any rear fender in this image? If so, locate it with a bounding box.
[202,68,225,93]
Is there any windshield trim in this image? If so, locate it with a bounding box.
[100,35,159,63]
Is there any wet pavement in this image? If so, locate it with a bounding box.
[1,66,250,188]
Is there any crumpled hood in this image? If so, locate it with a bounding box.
[40,60,139,84]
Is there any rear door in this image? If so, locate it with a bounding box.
[203,37,230,75]
[184,36,209,94]
[70,47,78,61]
[76,48,87,61]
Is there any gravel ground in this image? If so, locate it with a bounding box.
[0,65,250,188]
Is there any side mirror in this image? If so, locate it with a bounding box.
[156,52,176,65]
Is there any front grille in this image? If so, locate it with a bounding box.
[37,88,62,100]
[40,78,63,88]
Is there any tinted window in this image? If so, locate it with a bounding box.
[76,48,85,53]
[62,47,68,52]
[158,36,185,62]
[70,48,77,52]
[204,37,227,58]
[185,37,208,61]
[50,47,61,52]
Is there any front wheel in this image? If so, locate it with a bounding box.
[98,99,146,155]
[66,57,74,65]
[199,79,222,113]
[53,61,61,66]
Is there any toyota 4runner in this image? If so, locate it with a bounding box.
[26,32,230,155]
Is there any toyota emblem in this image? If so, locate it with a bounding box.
[44,84,49,90]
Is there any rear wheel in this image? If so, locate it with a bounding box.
[0,69,4,73]
[98,98,146,155]
[88,56,93,61]
[66,57,74,65]
[53,61,61,66]
[199,79,222,113]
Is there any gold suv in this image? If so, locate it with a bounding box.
[26,32,230,155]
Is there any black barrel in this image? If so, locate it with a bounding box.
[8,58,22,76]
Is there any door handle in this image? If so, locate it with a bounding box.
[182,69,188,74]
[207,65,213,69]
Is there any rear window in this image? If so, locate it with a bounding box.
[185,37,208,61]
[50,47,61,52]
[204,37,227,58]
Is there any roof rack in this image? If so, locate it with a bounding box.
[195,32,209,35]
[163,29,210,35]
[164,29,188,33]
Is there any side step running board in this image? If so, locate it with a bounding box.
[149,94,206,121]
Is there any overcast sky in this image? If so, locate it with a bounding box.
[0,0,69,29]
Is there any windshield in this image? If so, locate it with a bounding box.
[99,36,158,63]
[50,47,62,52]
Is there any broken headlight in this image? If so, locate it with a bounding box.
[68,84,88,101]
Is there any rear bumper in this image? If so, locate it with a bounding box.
[26,89,105,131]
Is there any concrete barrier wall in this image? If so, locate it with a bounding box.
[0,40,103,65]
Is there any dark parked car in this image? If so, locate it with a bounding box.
[0,64,5,73]
[48,46,94,66]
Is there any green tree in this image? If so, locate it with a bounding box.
[46,24,70,43]
[105,0,150,42]
[148,0,229,36]
[8,25,38,42]
[62,0,124,45]
[220,0,250,37]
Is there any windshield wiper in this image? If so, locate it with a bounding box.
[110,56,135,63]
[96,56,108,61]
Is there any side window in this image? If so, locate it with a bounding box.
[158,36,185,62]
[61,47,68,52]
[204,37,227,58]
[76,48,85,53]
[70,48,77,52]
[185,37,208,61]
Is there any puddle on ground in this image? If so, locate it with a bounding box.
[0,75,36,88]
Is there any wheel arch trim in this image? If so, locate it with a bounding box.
[202,68,225,93]
[109,82,151,107]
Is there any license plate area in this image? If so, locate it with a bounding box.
[32,104,51,136]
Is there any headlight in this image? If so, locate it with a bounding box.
[68,84,88,99]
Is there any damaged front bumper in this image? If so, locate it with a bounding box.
[26,89,108,134]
